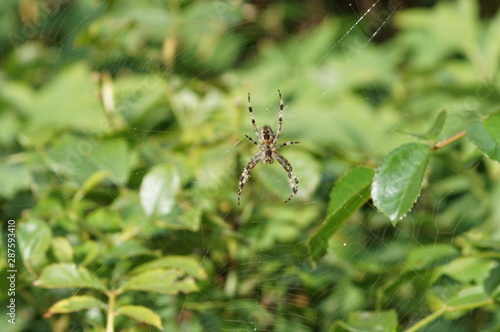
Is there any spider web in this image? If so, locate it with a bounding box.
[2,0,494,331]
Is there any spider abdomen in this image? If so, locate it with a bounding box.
[263,149,274,164]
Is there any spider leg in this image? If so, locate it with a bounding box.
[238,152,263,205]
[245,134,260,147]
[247,93,260,139]
[275,153,299,203]
[273,89,284,145]
[276,141,299,150]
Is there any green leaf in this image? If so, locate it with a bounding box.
[484,112,500,143]
[331,310,398,332]
[34,263,106,291]
[116,305,163,330]
[132,256,207,280]
[308,167,374,262]
[467,115,500,162]
[405,244,459,271]
[157,205,202,231]
[484,265,500,301]
[436,257,495,285]
[482,10,500,78]
[114,74,169,128]
[21,63,107,145]
[87,139,131,185]
[47,135,131,185]
[392,111,447,141]
[45,295,105,316]
[87,208,123,231]
[105,240,151,260]
[122,268,198,294]
[75,241,100,267]
[447,285,490,307]
[257,150,321,202]
[426,111,447,140]
[17,220,52,268]
[140,165,181,217]
[50,237,74,263]
[372,143,432,222]
[0,162,32,199]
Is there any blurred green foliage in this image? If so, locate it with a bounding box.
[1,0,500,331]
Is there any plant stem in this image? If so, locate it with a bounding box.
[404,308,445,332]
[106,291,116,332]
[405,299,493,332]
[433,130,466,150]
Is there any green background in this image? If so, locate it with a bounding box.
[1,0,500,331]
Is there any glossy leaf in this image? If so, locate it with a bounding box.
[140,165,181,217]
[45,295,105,316]
[34,263,106,291]
[308,167,374,262]
[372,143,432,222]
[122,268,198,294]
[116,305,163,330]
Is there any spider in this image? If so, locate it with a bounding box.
[237,90,299,205]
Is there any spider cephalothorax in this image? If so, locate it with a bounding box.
[237,90,299,205]
[260,125,275,164]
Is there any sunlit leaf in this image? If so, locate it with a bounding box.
[45,296,105,316]
[140,165,180,217]
[132,256,207,280]
[372,143,432,222]
[116,305,163,330]
[308,167,374,262]
[122,268,198,294]
[34,263,106,291]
